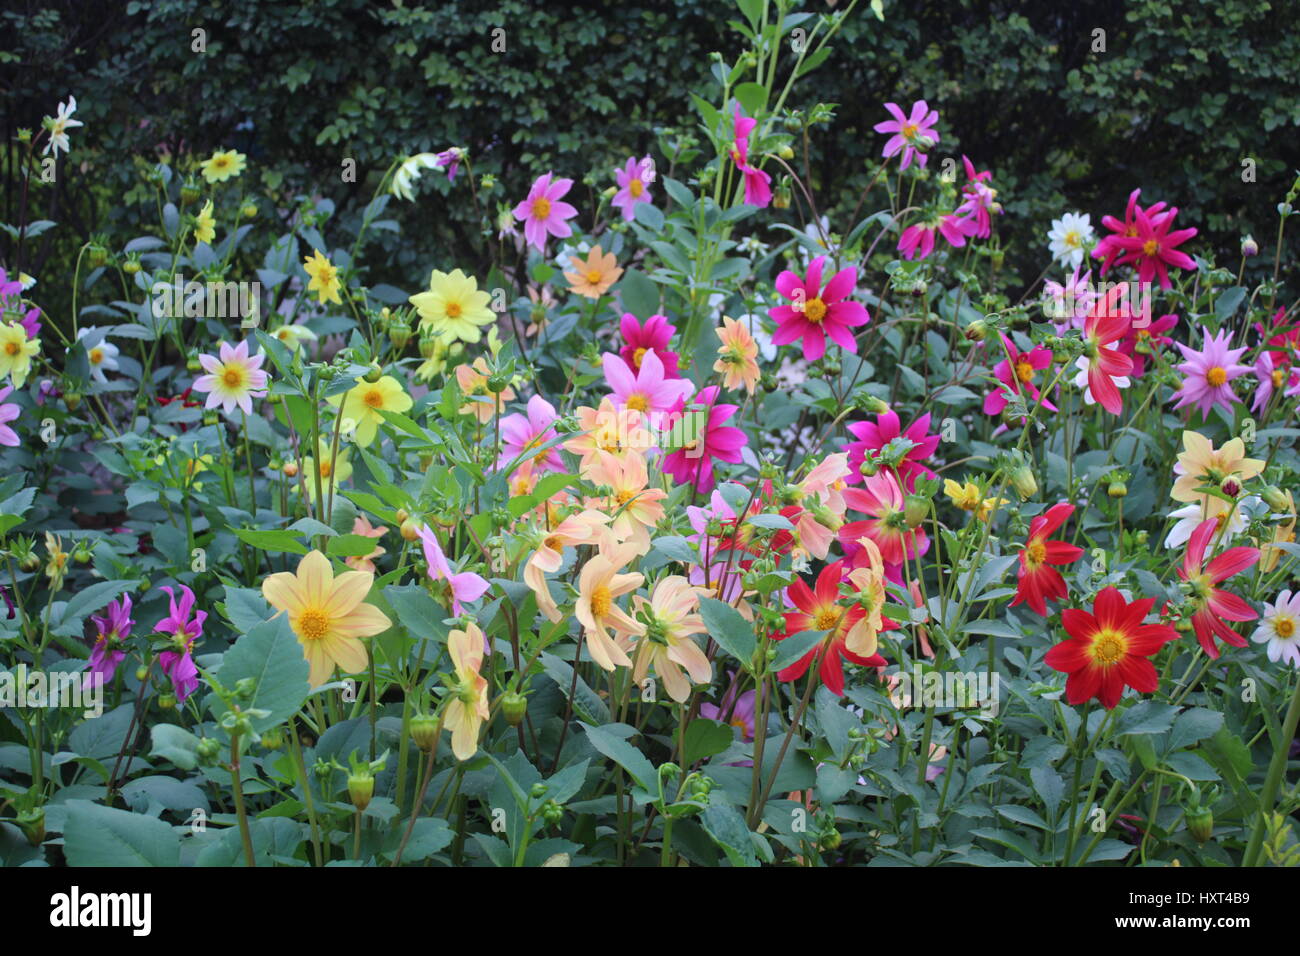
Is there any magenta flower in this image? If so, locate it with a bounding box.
[898,214,975,260]
[512,172,578,251]
[83,593,134,691]
[661,386,746,492]
[873,100,939,171]
[1251,350,1300,414]
[417,525,489,616]
[618,313,680,378]
[498,394,563,472]
[1119,312,1178,378]
[954,156,1000,239]
[157,585,205,703]
[435,147,462,182]
[769,255,870,361]
[602,349,694,420]
[729,107,772,207]
[1111,203,1198,290]
[845,409,939,491]
[612,155,654,222]
[0,386,19,447]
[1092,188,1171,276]
[1171,326,1251,418]
[984,335,1056,419]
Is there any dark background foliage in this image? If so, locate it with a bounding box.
[3,0,1298,318]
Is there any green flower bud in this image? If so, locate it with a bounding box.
[348,772,375,811]
[502,691,527,727]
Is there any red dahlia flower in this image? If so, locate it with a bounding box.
[1177,518,1259,659]
[1045,587,1178,709]
[1011,503,1084,616]
[775,561,886,697]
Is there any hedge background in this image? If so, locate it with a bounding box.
[4,0,1299,319]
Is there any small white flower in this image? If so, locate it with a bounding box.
[391,153,442,202]
[1072,351,1128,406]
[1163,498,1253,550]
[1252,589,1300,669]
[76,327,119,383]
[42,96,84,158]
[1047,212,1095,271]
[18,273,36,292]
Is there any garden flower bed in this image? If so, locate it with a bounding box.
[1,0,1298,874]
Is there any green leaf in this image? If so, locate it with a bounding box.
[1166,707,1224,753]
[681,719,734,767]
[618,268,660,318]
[233,528,309,555]
[63,800,180,866]
[698,596,756,669]
[771,629,826,672]
[1029,766,1064,821]
[700,802,759,866]
[149,723,201,770]
[1118,700,1179,736]
[210,615,310,734]
[580,722,656,790]
[384,584,450,644]
[733,82,768,118]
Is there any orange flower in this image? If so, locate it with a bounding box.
[445,622,490,760]
[344,515,388,573]
[713,316,761,395]
[564,399,652,482]
[564,245,623,299]
[455,357,514,422]
[524,509,610,622]
[598,450,666,555]
[575,542,645,670]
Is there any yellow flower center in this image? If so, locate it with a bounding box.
[297,608,330,641]
[1206,366,1227,387]
[901,123,918,140]
[629,179,644,198]
[803,297,827,323]
[625,392,649,412]
[1273,368,1286,388]
[1025,540,1047,566]
[814,607,841,631]
[89,347,104,365]
[1063,230,1081,249]
[543,534,562,551]
[1276,615,1296,639]
[363,388,385,408]
[1092,630,1127,665]
[445,301,462,318]
[586,269,603,284]
[213,157,230,171]
[532,197,552,219]
[4,342,19,356]
[1015,360,1035,384]
[615,488,636,506]
[319,460,333,478]
[632,347,648,369]
[222,367,243,388]
[1142,239,1159,256]
[590,585,612,618]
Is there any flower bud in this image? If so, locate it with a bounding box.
[123,256,141,275]
[1186,806,1213,844]
[410,713,440,752]
[1241,235,1259,258]
[348,772,375,811]
[858,457,879,478]
[388,313,412,350]
[197,737,221,766]
[158,693,177,710]
[1262,485,1290,512]
[903,493,929,529]
[1107,481,1128,499]
[282,461,299,478]
[964,319,987,342]
[400,518,421,542]
[180,181,201,206]
[1219,475,1241,498]
[362,363,383,383]
[502,691,527,726]
[778,145,795,160]
[261,728,285,750]
[1009,464,1038,500]
[818,828,842,851]
[395,508,410,524]
[241,202,258,219]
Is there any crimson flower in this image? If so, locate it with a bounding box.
[1111,203,1197,290]
[775,561,885,697]
[1177,518,1259,659]
[1011,503,1084,616]
[660,386,746,493]
[844,408,939,490]
[1045,587,1178,709]
[1079,282,1134,415]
